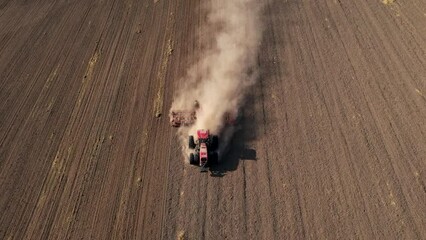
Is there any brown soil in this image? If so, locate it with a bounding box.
[1,0,425,239]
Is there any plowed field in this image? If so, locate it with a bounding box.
[1,0,425,239]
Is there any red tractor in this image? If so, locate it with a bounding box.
[188,129,219,172]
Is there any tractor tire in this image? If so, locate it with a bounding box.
[210,135,219,151]
[194,153,200,165]
[189,135,196,149]
[189,153,197,165]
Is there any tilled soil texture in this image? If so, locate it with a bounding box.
[1,0,425,239]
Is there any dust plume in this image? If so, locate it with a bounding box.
[171,0,265,157]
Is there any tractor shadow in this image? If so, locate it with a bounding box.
[209,93,259,177]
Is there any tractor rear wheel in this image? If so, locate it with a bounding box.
[189,135,196,149]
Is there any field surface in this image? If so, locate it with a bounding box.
[1,0,425,239]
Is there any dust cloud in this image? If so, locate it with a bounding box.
[170,0,265,157]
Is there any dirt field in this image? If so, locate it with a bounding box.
[1,0,425,239]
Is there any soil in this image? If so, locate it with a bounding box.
[1,0,425,239]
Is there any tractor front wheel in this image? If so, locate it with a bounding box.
[189,153,197,165]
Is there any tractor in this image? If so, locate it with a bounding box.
[188,129,219,172]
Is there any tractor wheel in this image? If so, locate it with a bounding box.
[189,153,197,165]
[194,153,200,165]
[189,135,196,149]
[210,135,219,151]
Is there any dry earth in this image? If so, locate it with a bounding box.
[0,0,425,239]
